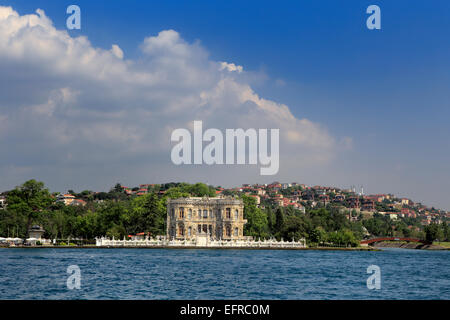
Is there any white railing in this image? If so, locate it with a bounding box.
[95,237,306,248]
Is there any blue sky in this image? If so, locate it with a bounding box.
[1,1,449,209]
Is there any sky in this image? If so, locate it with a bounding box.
[0,0,449,210]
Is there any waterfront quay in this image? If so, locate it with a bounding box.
[91,237,376,250]
[96,236,307,249]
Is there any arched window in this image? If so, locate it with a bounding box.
[198,224,202,233]
[179,207,184,219]
[188,227,192,237]
[234,209,239,220]
[226,208,231,219]
[234,227,239,236]
[210,210,214,218]
[226,225,231,237]
[188,209,192,219]
[203,209,208,218]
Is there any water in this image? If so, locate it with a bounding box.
[0,248,448,299]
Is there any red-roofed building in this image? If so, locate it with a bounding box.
[71,199,87,207]
[56,194,75,205]
[366,195,385,203]
[361,199,375,212]
[346,197,360,209]
[128,232,151,240]
[318,194,330,204]
[401,208,416,218]
[249,195,260,205]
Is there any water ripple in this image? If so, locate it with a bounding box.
[0,248,448,299]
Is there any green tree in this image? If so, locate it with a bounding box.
[0,208,27,238]
[163,187,190,199]
[143,193,166,235]
[281,215,307,241]
[6,180,54,238]
[274,208,285,236]
[326,230,358,247]
[424,223,439,243]
[183,183,215,197]
[266,207,276,234]
[441,222,449,241]
[127,193,166,236]
[114,183,123,193]
[341,230,359,247]
[309,226,326,245]
[242,195,268,238]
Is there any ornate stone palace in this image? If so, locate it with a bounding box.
[166,197,247,241]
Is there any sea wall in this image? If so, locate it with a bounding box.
[95,237,307,249]
[374,242,448,250]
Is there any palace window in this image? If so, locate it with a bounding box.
[179,226,185,236]
[226,225,231,237]
[179,207,185,219]
[234,209,239,220]
[226,208,231,219]
[188,209,192,219]
[210,210,214,218]
[198,224,202,233]
[188,227,192,237]
[208,225,212,234]
[203,224,208,233]
[234,227,239,236]
[203,209,208,218]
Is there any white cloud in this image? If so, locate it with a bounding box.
[219,62,243,73]
[110,44,124,59]
[0,6,343,190]
[30,88,79,116]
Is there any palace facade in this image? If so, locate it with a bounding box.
[166,197,247,241]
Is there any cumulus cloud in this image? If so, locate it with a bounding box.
[219,62,243,73]
[110,44,124,59]
[0,6,344,190]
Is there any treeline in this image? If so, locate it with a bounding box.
[423,223,449,243]
[244,196,362,246]
[1,194,166,240]
[362,212,449,242]
[0,180,214,239]
[1,180,447,245]
[65,182,217,201]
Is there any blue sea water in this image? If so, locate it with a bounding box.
[0,248,448,300]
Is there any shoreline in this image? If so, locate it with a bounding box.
[373,242,450,250]
[0,245,379,251]
[3,242,449,251]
